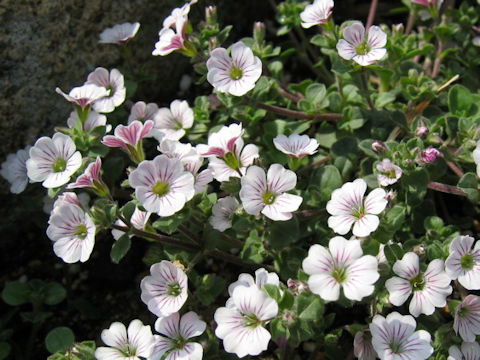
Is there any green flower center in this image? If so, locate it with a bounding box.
[230,66,243,80]
[152,181,169,197]
[355,41,371,55]
[409,274,425,291]
[243,313,262,328]
[174,120,184,130]
[461,254,475,270]
[171,336,187,350]
[389,342,402,354]
[52,158,67,173]
[332,267,348,283]
[106,85,114,98]
[384,169,397,178]
[223,152,241,170]
[352,204,366,220]
[167,282,182,297]
[457,305,470,318]
[120,344,136,357]
[262,190,276,205]
[74,224,88,239]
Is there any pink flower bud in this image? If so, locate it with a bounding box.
[416,126,429,138]
[418,147,441,164]
[253,22,266,43]
[371,140,387,154]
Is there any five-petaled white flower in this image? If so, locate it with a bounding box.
[369,312,433,360]
[303,236,379,301]
[326,178,387,237]
[337,22,387,66]
[454,295,480,342]
[445,235,480,290]
[56,83,110,109]
[209,196,240,232]
[46,200,96,263]
[99,22,140,45]
[207,41,262,96]
[128,101,159,124]
[86,67,126,113]
[354,330,377,360]
[151,100,194,141]
[197,123,259,182]
[385,252,452,317]
[473,140,480,178]
[214,285,278,358]
[151,311,206,360]
[95,319,155,360]
[129,155,195,217]
[141,260,188,318]
[273,134,319,158]
[300,0,334,28]
[67,110,110,132]
[448,341,480,360]
[26,133,82,188]
[228,268,280,296]
[240,164,303,221]
[1,145,31,194]
[376,159,402,186]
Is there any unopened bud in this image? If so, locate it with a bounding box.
[371,140,387,154]
[417,146,441,164]
[392,23,404,36]
[253,22,266,43]
[205,6,217,25]
[416,126,429,138]
[413,244,425,256]
[385,190,396,201]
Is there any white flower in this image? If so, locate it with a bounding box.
[207,41,262,96]
[240,164,303,221]
[354,330,377,360]
[302,236,379,301]
[209,196,240,232]
[385,252,452,317]
[376,159,402,186]
[326,178,387,237]
[111,207,151,240]
[99,22,140,44]
[337,22,387,66]
[197,123,259,182]
[128,101,159,124]
[454,295,480,342]
[46,202,95,263]
[151,311,206,360]
[448,342,480,360]
[56,83,110,109]
[140,260,188,317]
[273,134,319,158]
[473,140,480,177]
[95,319,154,360]
[86,67,126,113]
[67,110,110,132]
[162,0,196,29]
[228,268,280,296]
[370,312,433,360]
[151,100,194,141]
[445,235,480,290]
[129,155,195,216]
[214,285,278,358]
[1,146,31,194]
[26,133,82,188]
[300,0,334,28]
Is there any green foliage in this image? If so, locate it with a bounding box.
[45,327,75,354]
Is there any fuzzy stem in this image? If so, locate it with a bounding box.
[360,69,375,110]
[277,86,303,102]
[256,103,343,121]
[207,249,275,272]
[366,0,379,30]
[298,155,333,173]
[427,182,467,197]
[446,160,464,178]
[432,40,444,79]
[405,9,416,35]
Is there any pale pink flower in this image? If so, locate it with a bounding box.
[99,22,140,45]
[448,342,480,360]
[46,202,95,263]
[141,260,188,317]
[95,319,154,360]
[326,178,387,237]
[102,120,154,163]
[86,67,126,113]
[385,252,452,317]
[354,330,376,360]
[240,164,303,221]
[300,0,334,28]
[1,146,31,194]
[207,41,262,96]
[411,0,436,6]
[56,84,110,109]
[26,133,82,188]
[67,157,109,196]
[454,295,480,342]
[209,196,240,232]
[151,100,194,141]
[214,285,278,358]
[445,235,480,290]
[151,311,205,360]
[162,0,197,29]
[129,155,195,217]
[67,110,111,132]
[228,268,280,296]
[337,22,387,66]
[273,134,319,158]
[197,123,259,182]
[370,312,433,360]
[303,236,379,301]
[472,140,480,177]
[111,207,151,241]
[128,101,159,124]
[376,159,402,186]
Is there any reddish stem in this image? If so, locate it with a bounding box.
[366,0,379,30]
[427,182,466,197]
[257,103,343,121]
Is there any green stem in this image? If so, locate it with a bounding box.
[207,249,275,272]
[360,68,375,110]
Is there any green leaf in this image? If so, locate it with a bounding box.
[21,311,52,323]
[424,216,444,231]
[309,165,342,203]
[263,284,281,302]
[195,274,226,306]
[383,205,406,231]
[268,217,299,250]
[448,85,473,115]
[384,244,404,265]
[43,282,67,306]
[296,293,324,321]
[0,342,11,360]
[110,234,131,264]
[2,282,29,306]
[45,327,75,354]
[457,172,479,202]
[152,209,190,235]
[375,92,396,108]
[278,290,295,310]
[241,230,265,263]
